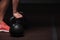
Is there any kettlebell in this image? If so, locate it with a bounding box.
[9,16,24,37]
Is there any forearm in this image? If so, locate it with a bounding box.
[12,0,19,13]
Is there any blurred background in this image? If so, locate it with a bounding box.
[0,0,60,40]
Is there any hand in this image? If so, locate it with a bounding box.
[13,12,23,18]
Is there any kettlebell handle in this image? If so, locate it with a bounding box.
[10,16,15,21]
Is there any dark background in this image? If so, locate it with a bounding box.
[20,0,60,3]
[0,0,60,40]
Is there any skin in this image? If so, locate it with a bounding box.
[12,0,23,18]
[0,0,9,22]
[0,0,23,23]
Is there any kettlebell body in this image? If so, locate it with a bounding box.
[9,16,24,37]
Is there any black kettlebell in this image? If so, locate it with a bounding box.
[9,16,24,37]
